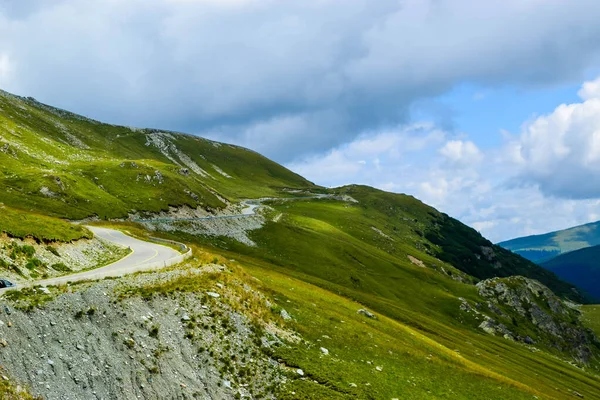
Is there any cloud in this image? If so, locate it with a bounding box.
[288,92,600,243]
[0,54,10,85]
[287,123,445,185]
[511,76,600,198]
[439,140,482,168]
[3,1,600,161]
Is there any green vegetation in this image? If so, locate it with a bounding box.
[0,90,314,221]
[2,88,598,398]
[582,305,600,337]
[0,205,91,242]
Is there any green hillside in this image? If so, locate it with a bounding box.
[542,245,600,301]
[499,221,600,263]
[1,88,599,399]
[0,90,314,220]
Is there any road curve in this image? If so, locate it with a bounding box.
[33,226,183,287]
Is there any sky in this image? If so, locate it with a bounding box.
[2,0,600,242]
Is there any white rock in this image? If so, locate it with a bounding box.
[206,292,220,298]
[375,366,383,372]
[320,347,329,355]
[280,309,291,321]
[296,369,304,376]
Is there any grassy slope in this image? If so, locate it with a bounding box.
[582,305,600,337]
[499,220,600,263]
[0,90,314,221]
[542,245,600,301]
[0,205,91,242]
[139,242,600,399]
[146,186,600,397]
[2,88,599,398]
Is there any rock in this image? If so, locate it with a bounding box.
[523,336,536,345]
[180,383,187,388]
[357,309,376,319]
[216,283,224,289]
[182,315,191,321]
[1,375,7,381]
[39,287,51,295]
[320,347,329,355]
[76,344,84,351]
[573,391,584,398]
[349,383,357,388]
[375,366,383,372]
[296,369,304,376]
[47,359,54,365]
[223,380,231,389]
[0,339,8,347]
[206,292,220,298]
[280,309,292,321]
[7,322,11,328]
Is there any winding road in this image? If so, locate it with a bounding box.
[5,195,331,290]
[31,226,184,288]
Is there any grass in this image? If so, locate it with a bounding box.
[115,249,600,399]
[0,205,91,242]
[582,305,600,337]
[2,88,599,398]
[0,89,315,221]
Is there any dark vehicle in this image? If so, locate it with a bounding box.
[0,280,16,289]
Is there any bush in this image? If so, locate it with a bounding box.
[46,246,60,257]
[50,263,71,272]
[25,258,43,270]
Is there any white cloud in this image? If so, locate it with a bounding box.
[512,76,600,198]
[439,140,482,168]
[0,54,11,85]
[577,76,600,100]
[3,1,600,161]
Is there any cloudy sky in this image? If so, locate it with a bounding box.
[2,0,600,242]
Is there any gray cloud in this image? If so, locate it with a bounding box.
[2,0,600,162]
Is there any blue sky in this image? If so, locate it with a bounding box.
[3,0,600,242]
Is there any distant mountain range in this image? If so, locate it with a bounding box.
[499,221,600,263]
[540,245,600,301]
[499,221,600,301]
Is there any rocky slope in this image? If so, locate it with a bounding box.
[461,276,599,365]
[0,263,295,400]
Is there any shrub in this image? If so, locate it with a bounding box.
[50,263,71,272]
[46,246,60,257]
[25,258,43,270]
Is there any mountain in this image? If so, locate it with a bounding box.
[0,89,315,220]
[1,89,599,399]
[499,220,600,263]
[541,245,600,301]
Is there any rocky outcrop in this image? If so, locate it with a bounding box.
[475,276,599,364]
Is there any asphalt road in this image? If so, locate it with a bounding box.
[32,226,182,287]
